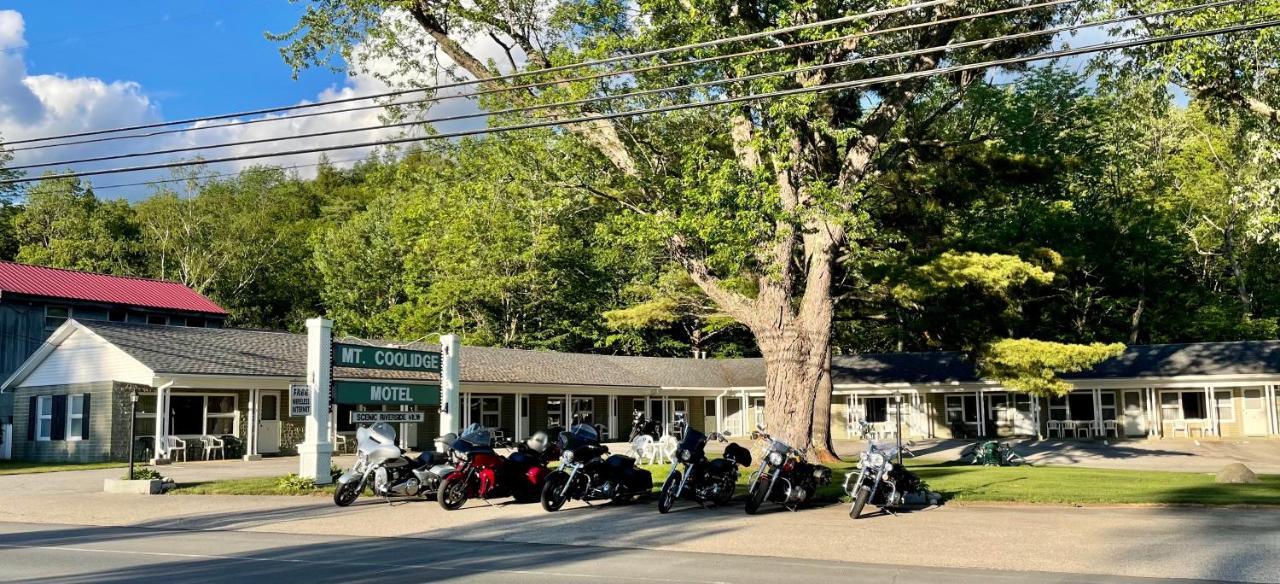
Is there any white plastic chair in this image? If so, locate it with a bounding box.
[1046,420,1062,438]
[161,436,187,462]
[656,435,679,464]
[200,435,224,460]
[1102,420,1120,438]
[1171,420,1188,438]
[628,435,654,461]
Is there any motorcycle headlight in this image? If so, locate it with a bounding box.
[883,462,893,473]
[870,452,885,467]
[679,449,691,462]
[562,450,574,463]
[768,451,784,466]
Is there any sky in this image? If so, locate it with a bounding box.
[0,1,493,200]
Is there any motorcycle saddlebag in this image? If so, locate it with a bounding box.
[624,466,653,492]
[605,454,637,472]
[812,465,832,486]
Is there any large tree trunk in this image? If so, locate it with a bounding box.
[809,346,841,462]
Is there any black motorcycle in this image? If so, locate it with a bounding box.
[656,429,751,513]
[540,424,652,511]
[744,428,831,514]
[844,441,933,518]
[628,411,661,441]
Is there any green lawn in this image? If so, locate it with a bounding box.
[0,460,128,475]
[170,476,337,496]
[169,461,1280,507]
[643,460,1280,507]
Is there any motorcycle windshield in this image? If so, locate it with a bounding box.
[458,423,492,448]
[365,422,397,445]
[559,423,600,451]
[678,428,707,459]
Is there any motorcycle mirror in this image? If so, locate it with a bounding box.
[756,423,766,431]
[750,431,760,440]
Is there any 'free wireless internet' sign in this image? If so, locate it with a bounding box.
[333,343,442,372]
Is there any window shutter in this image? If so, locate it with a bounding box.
[27,396,36,441]
[81,394,92,440]
[51,394,67,441]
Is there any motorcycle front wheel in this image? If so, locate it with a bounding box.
[437,476,469,511]
[744,479,768,515]
[541,472,571,512]
[657,471,681,514]
[850,485,871,519]
[333,480,361,507]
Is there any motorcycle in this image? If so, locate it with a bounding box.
[628,411,661,441]
[333,422,455,507]
[437,424,559,509]
[844,440,934,519]
[656,429,751,513]
[540,423,652,511]
[743,427,831,514]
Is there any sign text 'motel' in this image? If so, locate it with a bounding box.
[334,343,441,372]
[333,380,440,406]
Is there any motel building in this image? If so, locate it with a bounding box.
[2,318,1280,463]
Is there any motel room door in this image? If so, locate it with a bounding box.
[258,391,282,454]
[1011,393,1035,436]
[1242,389,1269,436]
[1121,390,1146,436]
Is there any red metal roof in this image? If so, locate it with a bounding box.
[0,261,228,315]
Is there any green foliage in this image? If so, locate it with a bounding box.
[894,251,1055,306]
[124,468,164,481]
[980,339,1126,396]
[274,473,318,492]
[12,176,143,274]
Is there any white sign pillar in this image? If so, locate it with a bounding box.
[299,317,334,484]
[438,334,461,450]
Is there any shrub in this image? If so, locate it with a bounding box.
[329,464,344,482]
[275,473,317,492]
[125,468,164,481]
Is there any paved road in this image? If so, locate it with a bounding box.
[0,522,1231,584]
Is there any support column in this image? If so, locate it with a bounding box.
[715,394,724,436]
[608,395,618,439]
[244,388,260,461]
[1093,388,1102,439]
[514,392,524,440]
[438,334,461,442]
[299,317,334,484]
[1204,386,1215,437]
[1032,395,1042,440]
[1268,385,1279,435]
[977,389,986,438]
[152,383,165,463]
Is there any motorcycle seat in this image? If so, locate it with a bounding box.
[414,451,445,468]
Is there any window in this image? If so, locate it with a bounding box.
[704,398,716,416]
[185,316,205,328]
[946,394,976,423]
[1049,395,1069,421]
[469,396,501,429]
[168,316,188,327]
[863,397,889,423]
[35,395,53,441]
[44,306,70,330]
[1214,390,1234,422]
[1160,391,1208,421]
[134,393,157,437]
[108,309,128,322]
[1067,392,1095,421]
[66,395,85,440]
[75,307,107,321]
[1099,391,1117,421]
[146,314,168,326]
[571,398,594,426]
[168,394,238,436]
[546,398,565,429]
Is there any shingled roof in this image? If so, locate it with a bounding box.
[64,321,1280,389]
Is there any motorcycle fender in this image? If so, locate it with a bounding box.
[337,470,363,485]
[441,469,466,483]
[526,465,550,487]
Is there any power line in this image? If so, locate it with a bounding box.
[7,0,1084,154]
[5,0,1244,172]
[2,0,959,147]
[4,17,1277,186]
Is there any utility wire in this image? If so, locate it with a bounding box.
[4,17,1277,186]
[7,0,1084,154]
[3,0,959,147]
[5,0,1245,172]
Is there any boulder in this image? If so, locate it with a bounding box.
[103,478,164,494]
[1215,463,1260,484]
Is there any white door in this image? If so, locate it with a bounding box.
[257,391,281,454]
[1122,390,1145,436]
[1012,393,1035,435]
[1243,389,1268,436]
[703,398,717,434]
[752,398,766,429]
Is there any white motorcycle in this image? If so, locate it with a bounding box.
[333,422,456,506]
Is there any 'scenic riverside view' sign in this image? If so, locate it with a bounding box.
[334,343,441,372]
[350,411,426,424]
[333,380,441,406]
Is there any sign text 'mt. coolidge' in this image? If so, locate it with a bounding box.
[334,343,442,373]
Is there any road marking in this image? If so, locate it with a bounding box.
[0,542,729,584]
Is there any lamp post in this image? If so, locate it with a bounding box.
[127,390,138,480]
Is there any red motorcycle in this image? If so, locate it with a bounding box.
[437,424,558,509]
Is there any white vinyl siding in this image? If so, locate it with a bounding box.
[19,328,153,388]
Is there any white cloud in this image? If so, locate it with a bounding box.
[0,8,519,199]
